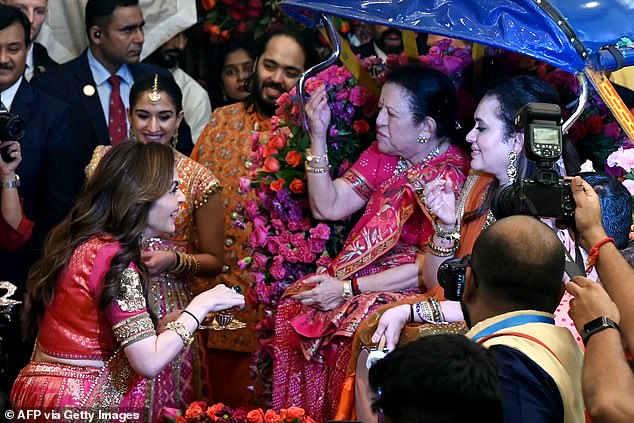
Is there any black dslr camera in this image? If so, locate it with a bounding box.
[0,110,26,162]
[437,255,470,301]
[492,102,575,222]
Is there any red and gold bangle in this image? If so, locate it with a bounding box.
[351,276,361,295]
[586,237,615,273]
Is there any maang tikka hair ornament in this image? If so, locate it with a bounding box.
[148,74,161,104]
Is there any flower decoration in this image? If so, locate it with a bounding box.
[161,403,316,423]
[199,0,289,42]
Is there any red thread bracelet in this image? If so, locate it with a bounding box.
[586,237,615,273]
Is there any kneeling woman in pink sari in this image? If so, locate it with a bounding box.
[273,65,470,421]
[10,142,244,418]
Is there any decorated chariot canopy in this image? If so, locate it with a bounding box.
[280,0,634,74]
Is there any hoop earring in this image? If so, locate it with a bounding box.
[417,134,428,144]
[170,132,179,149]
[507,150,517,181]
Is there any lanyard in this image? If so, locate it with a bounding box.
[469,314,555,343]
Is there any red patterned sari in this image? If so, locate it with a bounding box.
[10,238,153,420]
[273,143,469,421]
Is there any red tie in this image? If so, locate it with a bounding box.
[107,75,126,145]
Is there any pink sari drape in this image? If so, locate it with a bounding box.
[273,144,469,421]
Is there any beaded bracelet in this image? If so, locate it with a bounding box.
[427,239,458,257]
[414,298,446,324]
[432,219,460,242]
[166,320,194,346]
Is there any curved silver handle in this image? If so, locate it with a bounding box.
[296,14,341,132]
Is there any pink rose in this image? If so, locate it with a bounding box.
[250,226,269,248]
[252,252,268,269]
[239,177,252,193]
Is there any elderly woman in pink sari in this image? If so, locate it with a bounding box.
[273,65,470,421]
[10,142,244,418]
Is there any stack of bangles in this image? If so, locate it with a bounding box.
[428,220,460,257]
[169,251,200,278]
[409,297,445,324]
[305,149,331,174]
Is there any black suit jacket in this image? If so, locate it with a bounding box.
[0,79,73,291]
[32,49,193,197]
[31,42,58,79]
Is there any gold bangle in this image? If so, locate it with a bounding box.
[166,320,194,346]
[305,149,329,166]
[305,163,331,174]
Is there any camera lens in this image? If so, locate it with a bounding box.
[0,114,26,142]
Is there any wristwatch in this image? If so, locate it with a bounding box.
[1,174,20,189]
[581,316,620,346]
[341,280,353,300]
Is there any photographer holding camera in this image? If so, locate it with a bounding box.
[336,76,590,422]
[0,140,31,251]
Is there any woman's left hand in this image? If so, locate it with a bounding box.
[142,250,177,276]
[293,274,347,311]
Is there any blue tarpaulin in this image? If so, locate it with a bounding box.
[280,0,634,73]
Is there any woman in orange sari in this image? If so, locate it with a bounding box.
[10,142,244,418]
[273,66,470,421]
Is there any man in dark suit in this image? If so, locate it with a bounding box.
[0,3,73,395]
[1,0,58,80]
[33,0,192,200]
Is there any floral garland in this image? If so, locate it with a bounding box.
[199,0,285,42]
[161,402,316,423]
[241,40,473,405]
[198,0,350,43]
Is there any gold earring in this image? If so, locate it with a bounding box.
[507,150,517,181]
[170,132,178,149]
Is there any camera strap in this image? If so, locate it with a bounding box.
[562,230,586,278]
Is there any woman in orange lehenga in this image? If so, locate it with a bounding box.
[10,142,244,419]
[85,75,225,421]
[273,66,470,421]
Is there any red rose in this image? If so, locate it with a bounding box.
[264,410,282,423]
[286,407,305,420]
[235,21,248,36]
[285,150,302,167]
[247,409,265,423]
[270,179,286,191]
[220,30,230,42]
[353,119,370,134]
[263,143,278,158]
[185,401,206,419]
[203,23,221,37]
[585,115,603,135]
[228,3,247,20]
[289,178,305,194]
[262,157,280,173]
[206,403,225,421]
[270,133,287,149]
[201,0,216,9]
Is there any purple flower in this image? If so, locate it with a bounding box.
[252,252,268,270]
[270,256,286,279]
